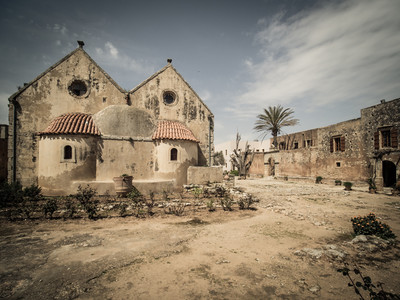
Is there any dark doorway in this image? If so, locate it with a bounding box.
[382,160,396,187]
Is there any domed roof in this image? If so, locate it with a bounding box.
[152,120,199,142]
[39,113,100,136]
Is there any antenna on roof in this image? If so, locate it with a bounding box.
[77,41,85,48]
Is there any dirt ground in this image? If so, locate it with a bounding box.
[1,178,400,299]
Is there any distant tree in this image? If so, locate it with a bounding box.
[213,151,225,166]
[254,105,299,148]
[230,133,255,179]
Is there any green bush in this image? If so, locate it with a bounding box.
[230,170,239,176]
[206,199,216,212]
[64,198,77,219]
[43,199,58,219]
[23,184,43,201]
[75,185,98,219]
[343,182,353,190]
[351,213,396,239]
[0,181,24,207]
[220,196,233,211]
[127,187,145,217]
[315,176,323,184]
[237,194,255,210]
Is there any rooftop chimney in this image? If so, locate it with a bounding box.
[167,58,172,64]
[77,41,85,48]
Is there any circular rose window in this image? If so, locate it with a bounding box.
[163,91,176,105]
[68,80,89,97]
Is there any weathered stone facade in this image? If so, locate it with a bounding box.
[8,43,214,195]
[265,98,399,189]
[0,124,8,182]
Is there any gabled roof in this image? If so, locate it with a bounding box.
[9,47,126,101]
[39,113,100,136]
[152,120,199,142]
[129,63,213,117]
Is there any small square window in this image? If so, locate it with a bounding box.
[336,162,341,167]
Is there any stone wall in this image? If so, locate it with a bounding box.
[0,125,8,182]
[8,49,125,186]
[129,65,213,166]
[248,152,265,177]
[264,98,400,187]
[361,99,400,188]
[187,166,223,185]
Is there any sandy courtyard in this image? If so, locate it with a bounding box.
[1,178,399,299]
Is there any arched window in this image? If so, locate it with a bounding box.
[64,145,72,160]
[170,148,178,161]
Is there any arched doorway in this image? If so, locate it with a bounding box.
[382,160,396,187]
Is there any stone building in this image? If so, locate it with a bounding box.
[0,124,8,182]
[265,98,400,189]
[8,42,214,195]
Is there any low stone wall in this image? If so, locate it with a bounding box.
[187,166,223,185]
[70,180,175,196]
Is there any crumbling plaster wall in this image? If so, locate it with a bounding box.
[8,49,126,186]
[154,140,198,186]
[268,118,367,181]
[0,125,8,182]
[96,139,155,181]
[187,166,223,185]
[38,135,98,195]
[129,66,213,166]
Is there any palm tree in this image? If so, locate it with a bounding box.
[254,105,299,148]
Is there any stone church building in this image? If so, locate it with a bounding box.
[8,42,214,195]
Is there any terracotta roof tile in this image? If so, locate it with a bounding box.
[39,113,100,136]
[152,120,199,142]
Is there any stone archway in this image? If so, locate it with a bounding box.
[382,160,396,187]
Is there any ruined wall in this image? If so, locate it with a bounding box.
[268,118,367,182]
[248,152,265,176]
[0,125,8,182]
[9,49,126,186]
[129,65,213,166]
[38,135,98,195]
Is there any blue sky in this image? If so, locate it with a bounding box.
[1,0,399,145]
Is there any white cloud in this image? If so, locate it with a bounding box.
[199,89,211,101]
[232,0,400,116]
[0,93,10,124]
[52,24,67,35]
[105,42,119,58]
[95,42,154,76]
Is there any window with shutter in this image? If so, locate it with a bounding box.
[340,136,345,152]
[330,137,333,153]
[391,128,398,148]
[374,131,379,150]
